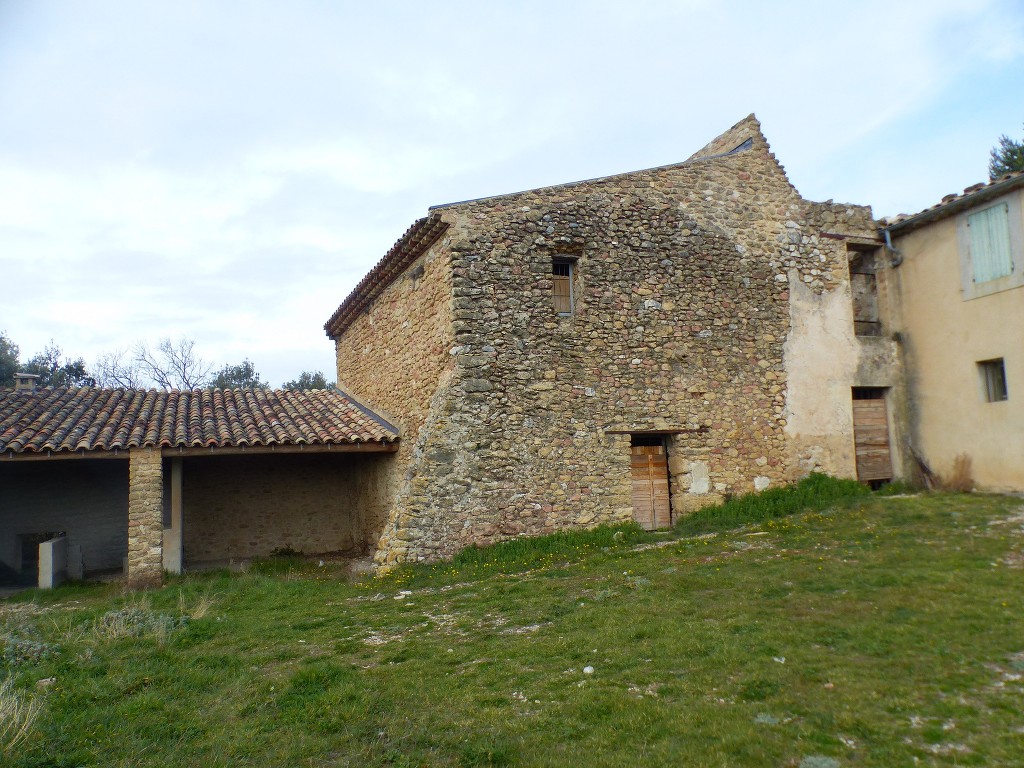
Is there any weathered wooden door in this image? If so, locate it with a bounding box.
[631,444,671,530]
[852,397,893,482]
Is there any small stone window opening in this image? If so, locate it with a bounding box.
[552,258,574,315]
[978,358,1008,402]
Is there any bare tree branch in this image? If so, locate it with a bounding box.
[92,348,145,389]
[134,337,212,390]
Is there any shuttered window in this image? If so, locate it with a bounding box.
[968,203,1014,283]
[552,259,573,315]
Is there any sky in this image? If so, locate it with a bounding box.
[1,0,1022,387]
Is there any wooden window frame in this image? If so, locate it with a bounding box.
[552,257,574,316]
[848,246,882,337]
[978,358,1008,402]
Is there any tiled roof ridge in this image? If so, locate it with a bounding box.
[883,169,1024,233]
[0,386,398,456]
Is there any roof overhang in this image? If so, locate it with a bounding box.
[0,441,399,462]
[324,214,449,339]
[885,172,1024,238]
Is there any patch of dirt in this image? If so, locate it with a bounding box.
[986,506,1024,532]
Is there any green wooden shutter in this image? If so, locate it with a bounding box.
[968,203,1013,283]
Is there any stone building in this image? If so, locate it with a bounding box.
[326,115,903,568]
[2,114,921,585]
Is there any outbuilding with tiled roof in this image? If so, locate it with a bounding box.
[1,379,398,588]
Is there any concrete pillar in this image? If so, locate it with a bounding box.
[38,535,67,589]
[162,458,183,574]
[127,447,163,588]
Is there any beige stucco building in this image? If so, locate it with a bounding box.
[884,171,1024,492]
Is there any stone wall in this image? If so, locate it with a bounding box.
[332,235,456,562]
[335,116,885,567]
[127,448,163,588]
[181,452,392,562]
[0,459,127,575]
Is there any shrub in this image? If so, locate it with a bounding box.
[94,606,189,643]
[0,634,59,668]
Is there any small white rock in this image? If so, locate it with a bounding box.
[583,666,595,675]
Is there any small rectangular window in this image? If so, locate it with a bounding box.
[968,203,1013,283]
[978,358,1008,402]
[552,259,573,315]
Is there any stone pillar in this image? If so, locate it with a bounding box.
[127,448,164,588]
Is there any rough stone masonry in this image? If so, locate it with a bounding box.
[329,115,894,569]
[127,447,163,588]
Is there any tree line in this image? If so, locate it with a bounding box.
[0,333,332,391]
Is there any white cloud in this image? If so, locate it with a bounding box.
[0,0,1021,384]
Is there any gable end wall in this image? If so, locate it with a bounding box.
[360,125,884,568]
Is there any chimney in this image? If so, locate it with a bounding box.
[14,373,40,392]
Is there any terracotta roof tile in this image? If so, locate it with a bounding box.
[0,387,398,456]
[883,170,1024,234]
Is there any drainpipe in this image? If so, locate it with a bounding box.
[883,229,903,267]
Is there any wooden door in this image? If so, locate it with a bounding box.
[631,444,671,530]
[852,398,893,481]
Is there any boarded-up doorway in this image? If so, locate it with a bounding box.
[631,434,671,530]
[852,388,893,485]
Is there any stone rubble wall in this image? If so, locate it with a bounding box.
[180,453,392,562]
[338,117,883,567]
[782,201,899,478]
[127,447,163,588]
[333,236,456,563]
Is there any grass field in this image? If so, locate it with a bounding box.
[2,481,1024,766]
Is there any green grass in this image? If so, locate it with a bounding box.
[3,483,1024,766]
[673,472,870,535]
